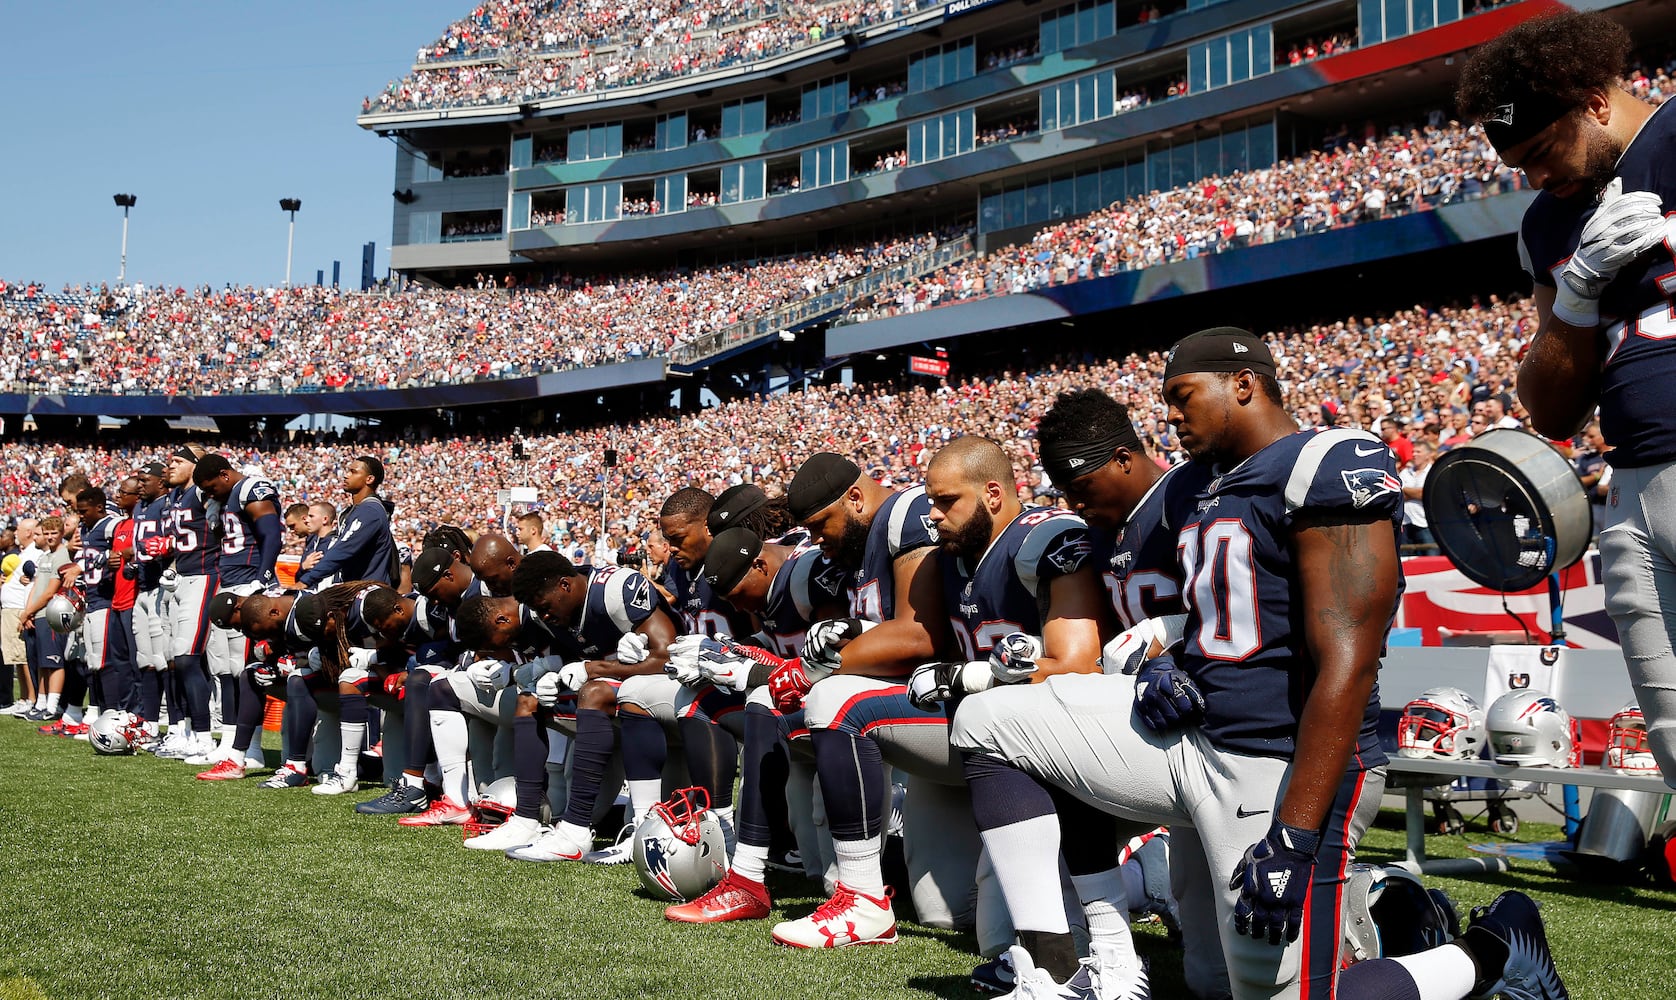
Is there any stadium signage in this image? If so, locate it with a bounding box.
[944,0,1007,16]
[909,356,950,376]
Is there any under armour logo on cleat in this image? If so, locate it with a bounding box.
[1268,871,1291,897]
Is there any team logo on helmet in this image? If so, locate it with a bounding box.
[1341,468,1400,509]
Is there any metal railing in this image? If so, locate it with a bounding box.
[669,235,975,365]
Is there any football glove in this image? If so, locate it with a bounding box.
[159,568,180,592]
[513,655,563,693]
[279,656,313,679]
[907,661,993,711]
[804,618,874,673]
[534,672,565,708]
[1230,820,1321,946]
[557,660,590,692]
[767,657,814,713]
[1556,178,1668,327]
[1133,653,1206,731]
[1099,614,1187,675]
[989,632,1043,684]
[696,641,755,692]
[141,535,173,559]
[251,640,274,663]
[617,631,651,665]
[250,662,280,688]
[382,672,407,698]
[465,658,512,692]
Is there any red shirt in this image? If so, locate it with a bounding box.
[112,518,137,612]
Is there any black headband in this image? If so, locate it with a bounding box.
[1163,327,1277,382]
[172,446,199,464]
[1479,92,1575,155]
[708,484,769,535]
[788,452,861,522]
[701,527,763,594]
[1040,430,1133,485]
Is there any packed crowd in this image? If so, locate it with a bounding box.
[0,291,1567,560]
[364,0,939,114]
[854,117,1523,319]
[1283,33,1356,65]
[0,234,943,396]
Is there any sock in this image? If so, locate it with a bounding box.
[627,779,662,828]
[733,842,770,883]
[740,703,792,856]
[45,692,61,712]
[512,715,550,821]
[139,668,163,722]
[35,693,47,709]
[1072,870,1134,961]
[965,752,1071,934]
[619,712,667,825]
[812,728,885,840]
[832,833,886,897]
[338,692,368,775]
[64,704,84,725]
[86,706,103,726]
[217,674,238,731]
[285,674,318,764]
[1404,941,1487,1000]
[563,708,616,828]
[676,716,739,809]
[179,656,212,732]
[402,670,434,767]
[232,670,266,755]
[714,804,737,855]
[1338,958,1426,1000]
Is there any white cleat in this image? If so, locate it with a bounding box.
[463,815,544,852]
[182,736,221,765]
[507,823,594,862]
[770,882,897,948]
[582,824,636,865]
[312,767,360,796]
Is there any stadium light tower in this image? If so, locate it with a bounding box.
[279,198,303,286]
[113,194,137,283]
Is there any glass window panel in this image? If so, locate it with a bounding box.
[512,192,530,230]
[908,123,923,164]
[744,99,765,134]
[1359,0,1383,44]
[1094,72,1114,118]
[1128,160,1146,199]
[1076,3,1095,46]
[1209,38,1229,88]
[1253,30,1271,75]
[1050,176,1074,219]
[980,191,1004,232]
[1003,186,1028,228]
[1075,170,1101,214]
[1248,119,1275,168]
[957,109,974,153]
[1041,13,1059,54]
[568,127,588,162]
[1438,0,1460,24]
[803,86,819,121]
[1221,131,1247,174]
[1077,76,1097,123]
[1102,163,1127,205]
[1411,0,1435,32]
[909,58,925,93]
[1170,144,1196,187]
[1096,0,1114,39]
[1189,46,1208,94]
[1384,0,1407,38]
[1230,36,1250,82]
[943,116,959,158]
[1198,135,1221,178]
[748,162,765,200]
[1041,89,1060,132]
[1024,182,1048,225]
[605,124,622,158]
[604,184,620,219]
[722,104,740,138]
[511,136,532,170]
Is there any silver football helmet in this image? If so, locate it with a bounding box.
[633,787,728,902]
[1605,700,1659,774]
[1397,686,1485,760]
[1341,864,1460,965]
[44,590,85,634]
[1485,688,1577,767]
[89,712,141,755]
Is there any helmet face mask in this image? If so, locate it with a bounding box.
[463,776,520,839]
[1397,687,1484,760]
[1605,702,1658,773]
[1485,688,1578,768]
[1340,864,1460,966]
[633,787,727,902]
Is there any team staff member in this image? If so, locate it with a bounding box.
[297,456,395,588]
[1458,12,1676,788]
[1,518,41,716]
[17,518,71,723]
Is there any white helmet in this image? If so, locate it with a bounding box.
[89,712,142,755]
[1340,864,1461,965]
[1397,686,1485,760]
[1605,701,1659,774]
[633,787,727,902]
[1485,688,1577,767]
[463,776,520,840]
[44,591,85,634]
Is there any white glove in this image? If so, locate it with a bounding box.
[280,656,315,679]
[804,618,875,673]
[906,660,993,710]
[535,672,565,708]
[1099,614,1187,675]
[1555,178,1668,327]
[558,660,590,691]
[617,631,651,665]
[466,658,512,692]
[513,655,563,693]
[989,632,1043,684]
[159,567,180,592]
[664,633,707,685]
[697,646,753,692]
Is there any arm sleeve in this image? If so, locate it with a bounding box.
[252,512,283,584]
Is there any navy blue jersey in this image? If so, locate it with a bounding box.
[443,577,488,645]
[565,565,671,658]
[756,542,846,657]
[1173,428,1399,762]
[76,515,120,613]
[1095,462,1215,629]
[850,485,939,622]
[1518,98,1676,467]
[939,507,1093,659]
[217,476,281,586]
[665,559,736,637]
[274,600,316,657]
[298,496,395,587]
[513,603,572,659]
[131,495,169,591]
[164,486,219,578]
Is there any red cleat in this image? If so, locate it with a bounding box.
[398,797,471,827]
[38,720,67,736]
[666,870,772,923]
[196,758,248,781]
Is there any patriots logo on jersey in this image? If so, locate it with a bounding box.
[1043,534,1092,575]
[1341,468,1401,510]
[1110,550,1134,572]
[339,519,362,540]
[629,578,653,613]
[920,514,940,542]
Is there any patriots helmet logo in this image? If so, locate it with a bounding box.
[1341,468,1401,509]
[641,836,681,898]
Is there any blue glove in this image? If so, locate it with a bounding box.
[1230,820,1320,945]
[1133,653,1205,731]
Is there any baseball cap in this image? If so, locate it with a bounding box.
[708,483,769,535]
[787,453,861,522]
[701,527,763,595]
[409,546,454,595]
[208,591,241,629]
[1162,327,1277,382]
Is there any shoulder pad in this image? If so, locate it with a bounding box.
[1284,429,1401,517]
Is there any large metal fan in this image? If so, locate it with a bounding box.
[1422,428,1590,592]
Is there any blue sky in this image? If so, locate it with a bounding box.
[0,1,468,290]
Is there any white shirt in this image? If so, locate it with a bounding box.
[1,543,41,610]
[1400,465,1430,529]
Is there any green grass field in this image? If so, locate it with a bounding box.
[1,722,1673,1000]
